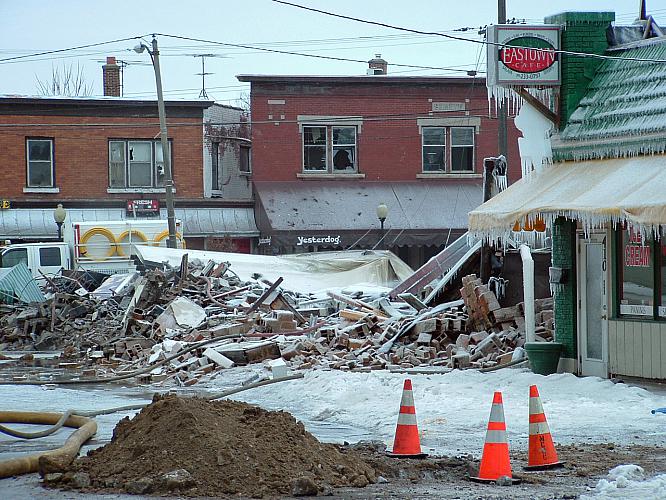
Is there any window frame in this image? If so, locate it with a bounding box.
[301,124,358,174]
[450,126,476,173]
[108,139,173,189]
[26,138,55,188]
[615,226,666,320]
[239,144,252,174]
[422,127,447,173]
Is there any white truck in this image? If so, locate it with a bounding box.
[0,219,185,279]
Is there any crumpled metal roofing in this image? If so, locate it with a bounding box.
[555,39,666,161]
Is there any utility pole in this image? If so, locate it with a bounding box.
[150,37,178,249]
[498,0,508,160]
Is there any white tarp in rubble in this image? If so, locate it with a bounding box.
[136,246,413,294]
[469,154,666,241]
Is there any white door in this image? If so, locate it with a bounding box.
[578,233,609,378]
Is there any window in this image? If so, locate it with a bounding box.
[451,127,475,172]
[422,128,446,172]
[108,140,172,188]
[421,126,476,173]
[26,139,54,187]
[302,125,357,173]
[39,247,62,267]
[619,228,654,317]
[211,142,220,189]
[1,248,28,268]
[239,145,251,173]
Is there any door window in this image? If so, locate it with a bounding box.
[39,247,62,267]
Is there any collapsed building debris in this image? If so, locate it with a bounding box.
[0,249,557,384]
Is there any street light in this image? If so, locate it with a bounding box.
[134,36,178,249]
[53,203,66,241]
[376,203,388,230]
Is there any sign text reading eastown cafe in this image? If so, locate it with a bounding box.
[487,24,561,86]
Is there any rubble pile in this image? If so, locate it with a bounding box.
[49,394,376,497]
[0,256,558,383]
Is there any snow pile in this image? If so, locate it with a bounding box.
[582,464,666,499]
[223,368,666,456]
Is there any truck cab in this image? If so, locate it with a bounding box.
[0,243,71,279]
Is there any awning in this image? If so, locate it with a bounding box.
[255,181,482,248]
[468,155,666,240]
[0,207,259,240]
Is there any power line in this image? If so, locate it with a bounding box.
[271,0,666,64]
[0,36,146,63]
[155,33,477,73]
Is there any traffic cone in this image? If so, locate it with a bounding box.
[471,391,520,484]
[387,379,427,458]
[525,385,563,470]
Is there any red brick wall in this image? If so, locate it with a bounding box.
[248,81,522,183]
[0,114,204,200]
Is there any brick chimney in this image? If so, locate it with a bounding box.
[103,56,121,97]
[368,54,387,75]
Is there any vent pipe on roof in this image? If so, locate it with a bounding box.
[103,56,121,97]
[367,54,387,75]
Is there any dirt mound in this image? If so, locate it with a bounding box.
[55,394,376,497]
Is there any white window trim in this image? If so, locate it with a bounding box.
[297,115,363,133]
[107,187,175,194]
[109,139,171,189]
[26,138,54,188]
[301,124,359,174]
[23,187,60,193]
[416,116,481,131]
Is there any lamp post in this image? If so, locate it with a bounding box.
[134,36,177,249]
[376,202,388,250]
[53,203,66,241]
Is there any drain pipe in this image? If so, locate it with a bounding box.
[519,244,536,343]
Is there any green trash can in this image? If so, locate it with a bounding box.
[524,342,563,375]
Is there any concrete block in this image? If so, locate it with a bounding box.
[203,348,235,369]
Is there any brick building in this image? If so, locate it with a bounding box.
[238,65,521,268]
[0,57,257,251]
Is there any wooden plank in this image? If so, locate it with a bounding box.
[661,323,666,380]
[624,322,634,376]
[651,323,660,380]
[339,309,388,321]
[617,321,626,376]
[641,323,652,378]
[608,321,617,374]
[633,322,643,377]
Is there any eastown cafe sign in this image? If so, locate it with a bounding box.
[486,24,561,86]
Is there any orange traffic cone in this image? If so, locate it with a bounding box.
[387,379,427,458]
[525,385,563,470]
[471,391,520,484]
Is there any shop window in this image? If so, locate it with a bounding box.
[109,139,172,188]
[26,138,54,187]
[618,228,654,317]
[302,125,357,173]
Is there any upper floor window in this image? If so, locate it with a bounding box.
[240,145,251,173]
[421,126,476,173]
[303,125,357,173]
[109,139,172,188]
[26,138,54,187]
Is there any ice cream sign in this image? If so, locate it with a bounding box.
[487,25,561,86]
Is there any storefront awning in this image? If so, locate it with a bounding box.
[0,207,259,240]
[255,181,482,249]
[469,155,666,240]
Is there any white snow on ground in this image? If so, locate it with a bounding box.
[581,464,666,499]
[218,367,666,456]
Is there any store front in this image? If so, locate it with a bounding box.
[254,181,481,269]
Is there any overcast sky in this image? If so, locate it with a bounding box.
[1,1,663,105]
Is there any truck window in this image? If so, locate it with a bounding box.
[1,248,28,268]
[39,247,62,267]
